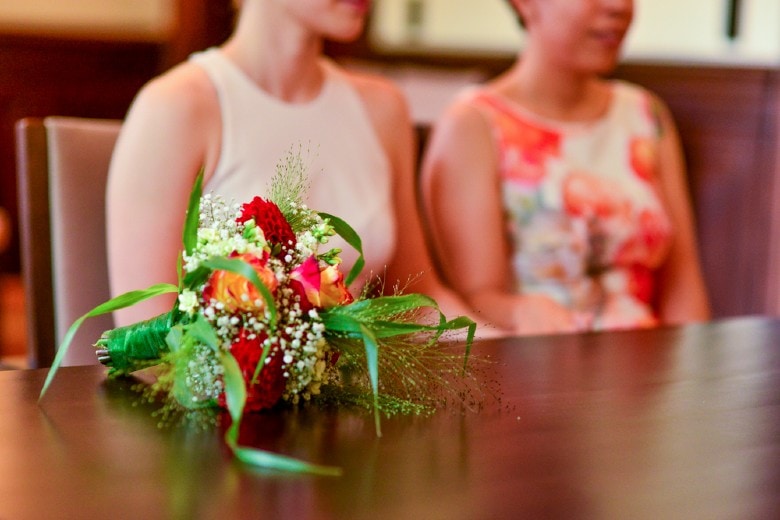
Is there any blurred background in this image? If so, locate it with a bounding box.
[1,0,780,363]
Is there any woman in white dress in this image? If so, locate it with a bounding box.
[107,0,486,332]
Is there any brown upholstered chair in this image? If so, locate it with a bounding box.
[16,117,122,367]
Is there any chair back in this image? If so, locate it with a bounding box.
[16,117,122,367]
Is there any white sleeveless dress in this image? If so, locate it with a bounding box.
[190,48,396,290]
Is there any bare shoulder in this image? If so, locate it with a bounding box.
[339,67,410,126]
[618,81,677,134]
[116,61,221,173]
[438,91,489,134]
[649,92,679,136]
[421,88,497,190]
[429,90,492,155]
[111,60,222,185]
[641,87,672,114]
[127,61,218,129]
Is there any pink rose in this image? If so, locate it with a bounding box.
[290,256,353,310]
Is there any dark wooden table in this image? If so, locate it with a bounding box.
[2,316,779,519]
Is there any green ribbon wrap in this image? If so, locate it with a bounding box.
[95,312,173,374]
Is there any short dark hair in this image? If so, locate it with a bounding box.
[505,0,526,28]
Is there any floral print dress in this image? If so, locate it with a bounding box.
[467,82,673,330]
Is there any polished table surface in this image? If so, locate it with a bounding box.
[2,316,779,519]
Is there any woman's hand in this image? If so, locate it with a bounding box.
[510,293,583,336]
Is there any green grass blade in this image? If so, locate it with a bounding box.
[39,283,179,401]
[318,212,364,286]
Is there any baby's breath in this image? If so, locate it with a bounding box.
[184,343,224,403]
[178,289,199,314]
[182,193,269,272]
[178,190,340,403]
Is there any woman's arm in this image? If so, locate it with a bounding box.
[420,98,578,335]
[650,96,711,324]
[106,64,221,326]
[349,74,509,336]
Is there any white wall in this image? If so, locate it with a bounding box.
[4,0,775,61]
[371,0,522,54]
[626,0,780,64]
[370,0,780,66]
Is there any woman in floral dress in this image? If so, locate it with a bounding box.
[421,0,710,335]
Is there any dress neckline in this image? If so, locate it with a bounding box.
[474,82,625,134]
[205,47,336,111]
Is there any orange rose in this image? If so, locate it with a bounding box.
[318,265,353,309]
[204,252,278,313]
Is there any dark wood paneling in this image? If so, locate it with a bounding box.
[0,1,238,275]
[613,64,778,317]
[162,0,235,69]
[0,34,164,272]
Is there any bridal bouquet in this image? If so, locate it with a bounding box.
[40,152,476,476]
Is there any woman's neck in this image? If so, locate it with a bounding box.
[221,3,325,103]
[497,49,610,122]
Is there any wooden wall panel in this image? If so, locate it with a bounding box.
[0,1,236,274]
[0,34,163,272]
[613,65,778,317]
[759,73,780,316]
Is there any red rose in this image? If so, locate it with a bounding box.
[219,328,287,412]
[238,197,296,254]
